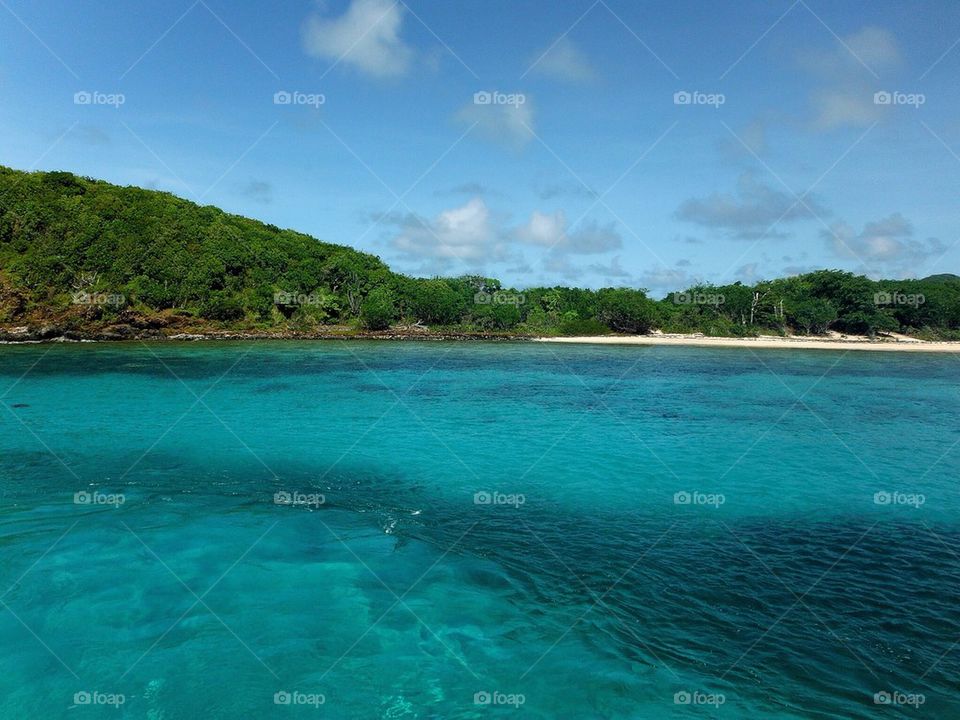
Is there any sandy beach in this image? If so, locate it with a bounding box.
[534,332,960,353]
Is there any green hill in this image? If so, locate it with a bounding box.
[921,273,960,284]
[0,166,398,333]
[1,166,958,341]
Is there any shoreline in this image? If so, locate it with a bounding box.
[2,327,959,353]
[534,334,960,353]
[0,328,527,344]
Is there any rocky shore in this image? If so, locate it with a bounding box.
[0,321,526,343]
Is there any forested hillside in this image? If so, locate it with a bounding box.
[1,166,958,340]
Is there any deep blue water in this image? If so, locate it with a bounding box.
[0,341,957,718]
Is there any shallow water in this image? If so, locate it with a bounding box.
[0,341,957,718]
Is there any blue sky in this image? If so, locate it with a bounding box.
[1,0,959,294]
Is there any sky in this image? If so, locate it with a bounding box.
[1,0,959,295]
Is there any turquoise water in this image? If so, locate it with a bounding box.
[0,341,958,719]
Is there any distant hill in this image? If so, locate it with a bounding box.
[921,273,960,283]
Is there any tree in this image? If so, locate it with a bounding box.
[405,278,463,325]
[471,302,520,330]
[595,288,657,334]
[360,287,396,330]
[200,291,244,321]
[788,298,837,335]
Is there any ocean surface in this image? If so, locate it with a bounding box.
[0,341,957,719]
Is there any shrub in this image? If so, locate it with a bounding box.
[360,287,396,330]
[200,292,244,321]
[559,317,609,335]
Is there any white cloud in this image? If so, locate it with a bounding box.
[384,197,623,279]
[302,0,413,78]
[800,26,901,76]
[810,88,884,130]
[734,263,761,283]
[457,97,535,149]
[514,210,621,254]
[588,256,632,281]
[636,267,691,297]
[799,26,902,130]
[675,172,828,239]
[530,37,595,83]
[388,198,513,271]
[541,254,584,281]
[515,210,567,246]
[829,213,912,261]
[823,213,948,276]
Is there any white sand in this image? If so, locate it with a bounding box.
[534,333,960,353]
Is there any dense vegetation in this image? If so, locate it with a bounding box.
[1,166,959,339]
